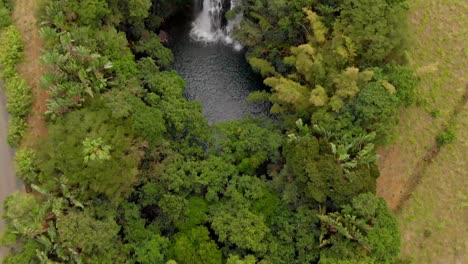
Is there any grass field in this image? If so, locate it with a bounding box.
[376,0,467,263]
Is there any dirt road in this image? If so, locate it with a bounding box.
[0,81,22,261]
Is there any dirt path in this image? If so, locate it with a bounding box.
[12,0,48,146]
[376,0,467,212]
[1,0,46,261]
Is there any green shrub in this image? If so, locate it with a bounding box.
[436,128,457,147]
[430,109,441,118]
[0,25,31,148]
[385,63,418,106]
[7,117,27,147]
[5,76,32,118]
[0,0,14,12]
[0,7,11,28]
[0,25,23,80]
[14,148,39,183]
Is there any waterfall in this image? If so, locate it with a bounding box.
[190,0,243,50]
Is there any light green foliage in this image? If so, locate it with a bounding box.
[3,76,31,147]
[171,226,222,264]
[248,57,277,77]
[210,207,270,253]
[265,76,310,113]
[14,148,39,184]
[303,8,328,44]
[226,254,257,264]
[76,0,110,26]
[135,235,170,264]
[194,156,238,202]
[127,0,152,21]
[247,90,270,104]
[1,192,47,238]
[288,44,322,85]
[41,33,114,117]
[309,85,328,107]
[1,239,41,264]
[0,25,23,79]
[94,27,138,78]
[5,77,32,118]
[0,4,10,28]
[82,137,112,162]
[333,67,373,100]
[7,114,27,147]
[0,26,31,147]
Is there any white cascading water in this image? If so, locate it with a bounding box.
[190,0,243,50]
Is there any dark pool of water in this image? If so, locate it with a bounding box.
[168,19,269,124]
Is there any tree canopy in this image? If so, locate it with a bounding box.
[0,0,414,263]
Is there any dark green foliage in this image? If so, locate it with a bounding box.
[384,62,418,106]
[346,81,400,143]
[35,100,141,201]
[319,193,401,263]
[2,0,408,262]
[55,210,125,263]
[335,0,409,65]
[135,32,174,68]
[212,119,282,174]
[129,96,166,146]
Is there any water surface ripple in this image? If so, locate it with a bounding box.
[169,22,268,124]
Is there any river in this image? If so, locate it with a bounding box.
[168,9,269,124]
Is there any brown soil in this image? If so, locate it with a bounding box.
[376,147,407,211]
[12,0,48,146]
[378,87,468,211]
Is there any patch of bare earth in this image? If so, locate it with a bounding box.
[376,0,467,212]
[12,0,48,146]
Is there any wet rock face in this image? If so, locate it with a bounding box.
[220,0,231,28]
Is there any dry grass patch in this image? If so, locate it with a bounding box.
[376,0,467,262]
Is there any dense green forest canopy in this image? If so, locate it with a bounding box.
[1,0,416,263]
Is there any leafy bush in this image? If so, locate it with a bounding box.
[14,148,39,183]
[0,25,31,147]
[0,0,13,11]
[7,116,26,147]
[0,25,23,79]
[436,128,457,147]
[5,76,32,117]
[385,62,418,106]
[0,6,11,28]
